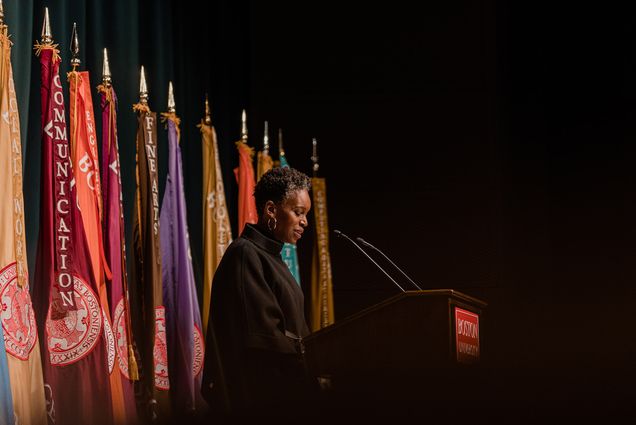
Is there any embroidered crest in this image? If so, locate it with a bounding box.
[103,308,115,374]
[192,324,204,377]
[0,263,37,360]
[153,306,169,390]
[46,276,102,366]
[113,299,130,378]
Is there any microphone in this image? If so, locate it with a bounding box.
[356,237,423,290]
[333,229,405,293]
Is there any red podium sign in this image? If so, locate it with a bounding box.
[455,307,480,363]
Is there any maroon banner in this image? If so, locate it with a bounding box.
[33,45,112,425]
[99,83,139,424]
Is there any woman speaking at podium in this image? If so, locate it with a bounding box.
[202,167,316,420]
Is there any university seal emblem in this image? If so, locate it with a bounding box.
[113,299,130,378]
[103,308,115,373]
[0,263,37,360]
[46,276,102,366]
[192,324,204,377]
[153,306,169,390]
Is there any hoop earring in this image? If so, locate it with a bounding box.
[267,217,277,232]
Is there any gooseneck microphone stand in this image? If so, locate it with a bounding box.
[334,230,405,293]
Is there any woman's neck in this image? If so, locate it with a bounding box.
[254,220,278,241]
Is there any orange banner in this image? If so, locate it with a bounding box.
[68,71,111,286]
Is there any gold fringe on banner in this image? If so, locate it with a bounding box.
[33,41,60,62]
[132,102,150,114]
[235,140,255,157]
[127,344,139,381]
[160,112,181,140]
[96,84,113,102]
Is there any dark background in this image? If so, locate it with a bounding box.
[5,0,636,420]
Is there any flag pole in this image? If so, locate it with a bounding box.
[137,65,149,236]
[162,81,181,141]
[102,48,111,87]
[204,94,212,125]
[41,7,52,45]
[241,109,248,143]
[311,137,319,177]
[236,108,257,233]
[134,66,148,263]
[0,0,7,36]
[70,22,80,71]
[263,120,269,156]
[167,81,175,114]
[139,66,149,106]
[0,1,6,99]
[68,22,79,150]
[278,128,285,157]
[34,8,57,59]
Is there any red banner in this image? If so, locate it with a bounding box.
[234,141,257,235]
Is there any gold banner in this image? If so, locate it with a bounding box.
[310,178,335,331]
[256,151,273,181]
[200,122,232,336]
[0,30,47,425]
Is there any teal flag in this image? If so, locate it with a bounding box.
[0,324,15,425]
[279,154,301,285]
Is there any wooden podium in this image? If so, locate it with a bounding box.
[303,290,487,418]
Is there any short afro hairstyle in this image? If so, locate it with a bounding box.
[254,167,311,213]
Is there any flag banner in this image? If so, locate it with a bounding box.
[160,113,206,413]
[234,141,257,235]
[279,154,301,284]
[68,70,111,288]
[130,104,170,421]
[33,43,112,425]
[256,150,273,181]
[69,69,126,424]
[309,178,335,331]
[0,323,14,425]
[0,27,47,425]
[99,82,139,423]
[198,121,232,337]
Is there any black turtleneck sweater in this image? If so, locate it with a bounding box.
[202,223,312,415]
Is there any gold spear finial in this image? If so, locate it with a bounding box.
[167,81,175,113]
[70,22,80,69]
[311,137,319,176]
[41,7,52,44]
[204,94,212,125]
[139,66,148,105]
[278,128,285,156]
[241,109,248,142]
[263,121,269,155]
[102,48,111,86]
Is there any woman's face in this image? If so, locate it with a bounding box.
[270,189,311,245]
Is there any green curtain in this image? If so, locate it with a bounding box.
[4,0,251,303]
